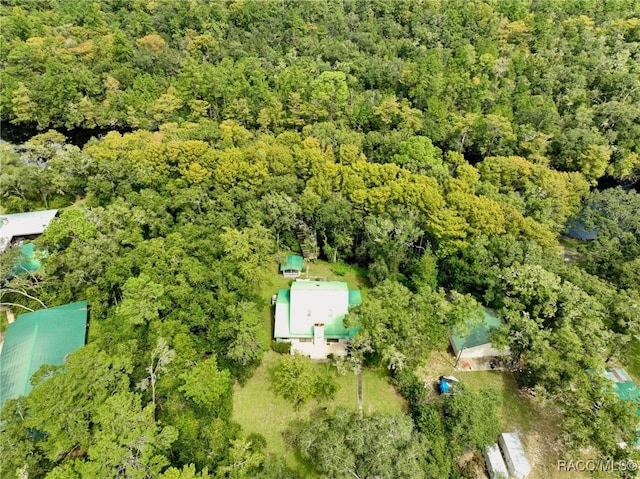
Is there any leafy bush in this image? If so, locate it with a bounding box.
[270,354,337,409]
[271,340,292,354]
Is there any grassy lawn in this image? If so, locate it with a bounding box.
[420,350,589,479]
[558,236,585,250]
[242,257,380,474]
[233,351,405,474]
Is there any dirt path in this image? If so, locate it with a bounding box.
[0,305,16,324]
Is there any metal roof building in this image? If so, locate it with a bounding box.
[274,281,361,339]
[280,254,303,278]
[0,301,88,407]
[604,367,640,446]
[498,432,532,479]
[0,209,58,252]
[273,280,361,358]
[449,308,509,359]
[484,443,509,479]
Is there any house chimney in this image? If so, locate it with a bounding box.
[313,323,325,347]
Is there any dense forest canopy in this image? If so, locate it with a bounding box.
[1,1,639,478]
[1,0,640,183]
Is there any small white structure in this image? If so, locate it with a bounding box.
[279,255,303,278]
[484,443,509,479]
[499,432,532,479]
[0,210,58,252]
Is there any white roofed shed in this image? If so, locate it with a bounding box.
[498,432,532,479]
[484,443,509,479]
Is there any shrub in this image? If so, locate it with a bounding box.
[271,340,291,354]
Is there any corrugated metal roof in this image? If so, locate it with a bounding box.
[0,301,88,407]
[348,290,362,308]
[14,243,43,274]
[279,255,303,272]
[290,280,348,292]
[0,209,58,252]
[274,289,291,338]
[604,367,633,384]
[273,281,359,339]
[499,432,531,479]
[484,443,509,479]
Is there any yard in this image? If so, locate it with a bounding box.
[420,350,591,479]
[232,351,406,473]
[239,256,402,473]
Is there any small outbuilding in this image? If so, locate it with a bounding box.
[0,301,88,407]
[498,432,532,479]
[12,242,46,275]
[484,443,509,479]
[449,308,509,360]
[280,254,304,278]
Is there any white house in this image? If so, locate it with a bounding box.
[274,280,362,359]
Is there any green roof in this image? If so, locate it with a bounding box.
[13,243,44,274]
[604,368,640,446]
[349,289,362,307]
[274,281,360,339]
[605,368,640,409]
[450,308,502,353]
[0,301,88,407]
[274,289,291,338]
[280,255,303,272]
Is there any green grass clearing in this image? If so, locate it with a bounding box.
[233,351,405,474]
[558,236,586,250]
[420,350,589,479]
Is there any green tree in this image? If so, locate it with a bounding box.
[257,192,301,250]
[443,385,501,456]
[179,356,232,413]
[348,280,445,371]
[271,354,337,409]
[294,408,430,479]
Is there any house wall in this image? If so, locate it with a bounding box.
[287,337,349,360]
[457,343,505,359]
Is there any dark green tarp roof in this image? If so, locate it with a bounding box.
[0,301,88,407]
[450,308,502,353]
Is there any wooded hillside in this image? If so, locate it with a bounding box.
[1,1,639,478]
